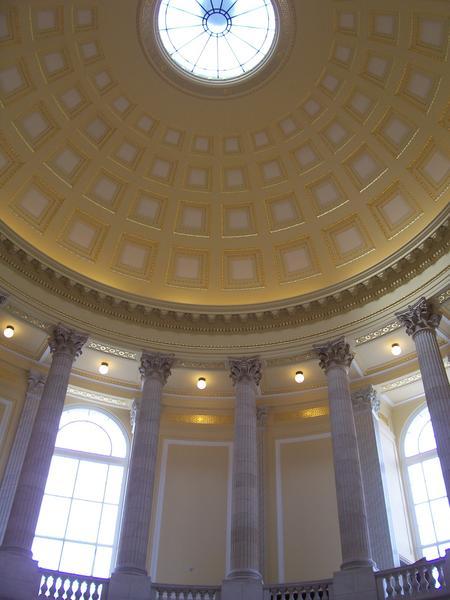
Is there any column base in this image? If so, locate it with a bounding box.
[332,566,377,600]
[108,571,154,600]
[221,576,263,600]
[0,549,41,600]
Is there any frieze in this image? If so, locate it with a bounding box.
[0,213,448,336]
[66,385,132,409]
[355,321,401,345]
[88,341,137,361]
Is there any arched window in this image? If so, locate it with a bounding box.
[32,406,129,577]
[403,405,450,560]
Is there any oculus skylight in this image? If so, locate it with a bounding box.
[157,0,277,81]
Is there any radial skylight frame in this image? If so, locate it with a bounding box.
[157,0,278,82]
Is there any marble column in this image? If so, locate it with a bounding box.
[352,386,398,570]
[257,407,268,578]
[114,352,174,578]
[222,357,263,600]
[0,371,46,544]
[314,338,374,571]
[396,296,450,500]
[0,325,87,600]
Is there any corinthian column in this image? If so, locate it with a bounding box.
[223,357,263,600]
[0,371,46,544]
[114,352,174,577]
[396,297,450,499]
[314,338,374,570]
[352,386,398,570]
[1,325,87,557]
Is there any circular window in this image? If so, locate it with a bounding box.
[157,0,277,82]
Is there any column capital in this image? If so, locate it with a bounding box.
[48,324,88,359]
[314,337,354,372]
[395,296,441,337]
[351,385,380,416]
[27,370,46,393]
[257,406,269,427]
[0,293,8,307]
[229,357,262,387]
[140,352,174,384]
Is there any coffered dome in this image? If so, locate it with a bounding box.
[0,0,448,311]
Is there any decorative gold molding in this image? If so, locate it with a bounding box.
[0,209,448,335]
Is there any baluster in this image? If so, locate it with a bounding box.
[418,565,429,592]
[437,563,445,589]
[385,574,395,598]
[428,565,438,590]
[92,581,100,600]
[48,576,58,598]
[39,574,49,599]
[73,578,83,600]
[393,572,402,596]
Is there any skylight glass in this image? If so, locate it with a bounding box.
[157,0,277,81]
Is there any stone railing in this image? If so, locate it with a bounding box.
[263,578,333,599]
[37,568,109,599]
[153,583,221,599]
[376,557,447,598]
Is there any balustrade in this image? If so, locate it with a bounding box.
[376,558,447,599]
[263,579,332,600]
[38,568,109,600]
[153,584,220,599]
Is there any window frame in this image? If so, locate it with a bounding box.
[33,404,130,576]
[401,403,449,560]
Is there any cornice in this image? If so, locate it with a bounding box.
[0,210,448,336]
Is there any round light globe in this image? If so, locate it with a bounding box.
[295,370,305,383]
[99,362,109,375]
[197,377,207,390]
[3,325,15,338]
[391,343,402,356]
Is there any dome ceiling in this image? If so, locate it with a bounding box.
[0,0,449,309]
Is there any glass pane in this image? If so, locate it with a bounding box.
[104,466,124,504]
[418,421,437,454]
[74,461,108,502]
[439,544,450,557]
[430,498,450,540]
[416,503,437,546]
[404,407,430,457]
[56,421,112,455]
[66,500,102,543]
[423,457,447,500]
[97,504,118,545]
[408,463,428,504]
[35,495,71,538]
[32,537,63,570]
[93,546,113,578]
[45,456,78,497]
[60,541,95,575]
[158,0,276,80]
[422,545,439,560]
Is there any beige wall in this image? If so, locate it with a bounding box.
[152,440,231,585]
[274,434,341,582]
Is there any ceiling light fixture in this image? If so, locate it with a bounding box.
[197,377,207,390]
[295,370,305,383]
[99,361,109,375]
[391,343,402,356]
[3,325,15,338]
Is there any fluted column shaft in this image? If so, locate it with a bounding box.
[352,387,397,569]
[228,357,262,581]
[115,352,174,576]
[315,339,374,570]
[396,297,450,500]
[1,326,87,556]
[257,407,268,577]
[0,371,46,544]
